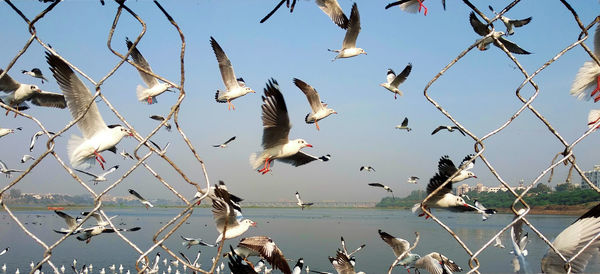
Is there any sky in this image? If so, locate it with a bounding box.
[1,0,599,203]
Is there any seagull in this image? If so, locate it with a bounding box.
[211,182,256,243]
[431,125,465,136]
[541,202,600,273]
[378,229,412,261]
[316,0,349,29]
[180,235,216,249]
[149,139,171,155]
[0,247,8,256]
[0,127,21,138]
[226,246,258,273]
[21,68,48,84]
[469,12,531,54]
[0,69,66,116]
[60,265,65,273]
[193,180,244,210]
[328,250,365,274]
[295,191,314,210]
[510,209,530,273]
[405,252,463,274]
[470,199,497,221]
[385,0,431,16]
[292,259,303,274]
[213,136,236,148]
[380,64,412,99]
[395,117,411,131]
[149,115,172,132]
[120,149,134,160]
[407,176,419,184]
[0,159,24,178]
[571,24,600,102]
[76,225,141,244]
[328,3,366,61]
[250,79,329,174]
[230,236,292,274]
[125,38,174,104]
[47,52,132,170]
[53,210,83,235]
[210,36,255,110]
[29,130,55,151]
[128,189,154,209]
[74,165,119,184]
[368,183,394,197]
[438,154,477,182]
[294,78,337,131]
[359,166,375,172]
[488,5,532,36]
[494,234,505,249]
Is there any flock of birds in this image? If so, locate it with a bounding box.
[1,0,600,273]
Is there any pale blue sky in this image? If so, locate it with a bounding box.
[1,0,599,202]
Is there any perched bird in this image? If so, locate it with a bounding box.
[407,176,419,184]
[149,115,172,132]
[316,0,349,29]
[47,52,132,170]
[128,189,154,209]
[571,25,600,102]
[213,136,236,148]
[395,117,411,131]
[180,235,216,249]
[541,203,600,273]
[294,78,337,131]
[470,199,497,221]
[21,68,48,83]
[385,0,431,16]
[494,234,505,249]
[328,3,366,61]
[60,265,65,273]
[359,166,375,172]
[380,64,412,99]
[76,225,141,244]
[469,12,531,54]
[431,125,465,136]
[29,130,55,151]
[368,183,394,198]
[229,236,292,274]
[0,159,24,178]
[125,38,174,104]
[0,69,66,116]
[295,191,314,210]
[292,258,303,274]
[250,79,329,174]
[0,127,21,138]
[1,263,5,272]
[53,210,83,235]
[120,149,134,160]
[210,37,255,110]
[211,183,256,243]
[488,5,532,36]
[74,165,119,184]
[0,247,8,256]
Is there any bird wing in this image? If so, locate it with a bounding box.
[459,154,476,171]
[149,115,165,122]
[261,79,291,149]
[368,183,385,188]
[74,168,98,179]
[416,253,444,274]
[277,151,321,167]
[0,69,21,92]
[28,91,67,108]
[211,198,239,234]
[426,172,453,195]
[494,37,531,55]
[378,230,410,258]
[81,211,104,225]
[293,78,324,113]
[469,12,490,36]
[223,136,236,145]
[341,3,360,49]
[431,126,445,135]
[401,117,409,127]
[100,165,119,177]
[316,0,349,29]
[0,160,7,170]
[390,63,412,87]
[331,251,354,274]
[210,37,239,91]
[295,192,302,204]
[450,126,466,136]
[55,210,77,229]
[386,69,396,84]
[437,155,458,177]
[509,17,532,28]
[125,38,159,88]
[238,236,291,274]
[47,52,107,139]
[474,200,486,211]
[128,189,147,202]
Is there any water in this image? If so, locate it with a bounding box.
[0,207,598,273]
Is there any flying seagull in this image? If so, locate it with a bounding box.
[74,165,119,184]
[407,176,419,184]
[213,136,236,148]
[431,125,465,136]
[76,225,141,244]
[29,130,55,151]
[125,38,174,104]
[405,252,463,274]
[53,210,83,235]
[80,211,118,227]
[212,182,256,244]
[295,191,314,210]
[21,68,48,84]
[571,24,600,102]
[494,234,505,249]
[0,159,24,178]
[47,52,132,170]
[128,189,154,209]
[328,250,365,274]
[488,5,532,36]
[20,154,35,163]
[385,0,436,16]
[470,199,497,221]
[120,149,134,160]
[0,126,21,138]
[180,235,216,249]
[210,36,255,110]
[293,78,337,131]
[149,115,172,132]
[469,12,531,54]
[231,236,292,274]
[381,64,412,99]
[193,180,244,211]
[250,79,329,174]
[395,117,411,131]
[378,229,412,261]
[368,183,394,198]
[510,208,530,273]
[316,0,349,29]
[328,3,366,61]
[148,140,170,155]
[0,69,66,116]
[359,166,375,172]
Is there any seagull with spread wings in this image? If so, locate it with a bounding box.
[47,52,132,170]
[431,125,465,136]
[469,12,531,55]
[76,225,141,244]
[74,165,119,185]
[488,5,532,36]
[53,210,83,235]
[294,78,337,131]
[21,68,48,84]
[211,37,255,110]
[213,136,236,148]
[0,159,24,178]
[212,182,256,244]
[128,189,154,209]
[328,3,366,61]
[149,115,172,132]
[328,250,365,274]
[368,183,394,198]
[316,0,349,29]
[385,0,434,16]
[381,64,412,99]
[180,235,216,249]
[29,130,55,151]
[126,38,174,104]
[571,25,600,103]
[250,79,329,174]
[295,191,314,210]
[395,117,411,131]
[407,176,419,184]
[229,236,292,274]
[0,68,66,117]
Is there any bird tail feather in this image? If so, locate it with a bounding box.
[411,203,423,215]
[249,152,268,170]
[68,135,94,169]
[215,90,226,103]
[570,61,600,101]
[136,85,156,104]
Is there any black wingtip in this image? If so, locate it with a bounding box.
[577,202,600,221]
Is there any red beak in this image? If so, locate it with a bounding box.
[305,144,313,148]
[472,175,478,178]
[251,222,257,227]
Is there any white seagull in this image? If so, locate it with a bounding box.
[0,69,66,116]
[359,166,375,172]
[328,3,366,61]
[295,191,314,210]
[211,183,256,244]
[0,127,21,138]
[180,235,216,249]
[405,252,463,274]
[407,176,419,184]
[126,38,174,104]
[21,68,48,84]
[74,165,119,184]
[76,225,140,244]
[488,5,532,36]
[431,125,465,136]
[316,0,349,29]
[494,234,505,249]
[293,78,337,131]
[250,79,329,174]
[380,64,412,99]
[571,24,600,102]
[292,258,304,274]
[0,247,8,256]
[0,159,24,178]
[213,136,236,148]
[53,210,83,235]
[510,209,530,273]
[47,52,132,170]
[328,250,365,274]
[395,117,411,131]
[378,229,412,261]
[541,203,600,273]
[470,199,497,221]
[29,130,55,151]
[193,180,244,211]
[385,0,430,16]
[368,183,394,198]
[469,12,531,54]
[210,36,255,110]
[128,189,154,209]
[149,115,172,132]
[438,154,477,182]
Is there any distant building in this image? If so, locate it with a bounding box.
[581,165,600,189]
[456,184,470,195]
[453,180,526,194]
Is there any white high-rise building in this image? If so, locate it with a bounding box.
[581,165,600,189]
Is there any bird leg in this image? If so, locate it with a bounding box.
[147,97,153,104]
[227,100,235,110]
[315,121,320,131]
[86,238,91,244]
[592,75,600,102]
[394,93,397,100]
[417,0,427,16]
[93,150,106,170]
[588,116,600,129]
[258,157,271,173]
